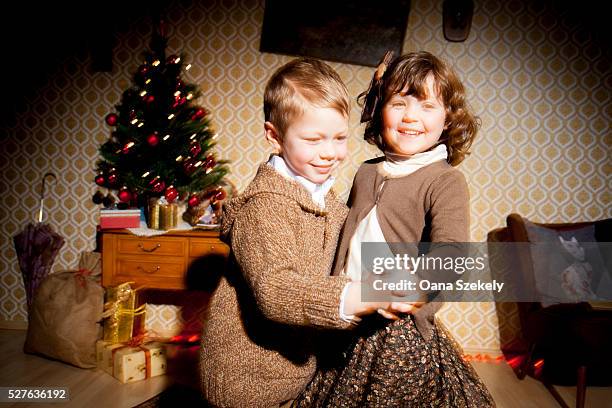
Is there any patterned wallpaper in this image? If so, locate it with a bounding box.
[1,0,610,353]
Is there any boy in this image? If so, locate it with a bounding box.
[199,58,413,407]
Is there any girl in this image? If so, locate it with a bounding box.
[293,51,495,407]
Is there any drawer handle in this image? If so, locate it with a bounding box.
[137,265,161,274]
[138,243,161,252]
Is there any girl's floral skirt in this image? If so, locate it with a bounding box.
[293,314,495,407]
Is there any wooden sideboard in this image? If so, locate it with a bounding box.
[99,228,229,290]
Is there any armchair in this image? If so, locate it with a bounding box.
[488,213,612,408]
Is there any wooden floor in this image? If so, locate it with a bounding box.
[0,329,168,408]
[1,329,610,407]
[471,357,612,408]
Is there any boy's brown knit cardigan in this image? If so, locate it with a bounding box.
[199,163,353,408]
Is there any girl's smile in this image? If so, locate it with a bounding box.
[381,74,446,157]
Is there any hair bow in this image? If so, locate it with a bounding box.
[360,50,395,123]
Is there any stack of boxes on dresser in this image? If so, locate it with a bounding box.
[99,209,141,229]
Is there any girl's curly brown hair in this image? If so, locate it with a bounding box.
[358,51,480,166]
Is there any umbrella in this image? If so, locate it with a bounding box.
[13,172,65,309]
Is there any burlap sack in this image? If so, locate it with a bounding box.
[24,251,104,368]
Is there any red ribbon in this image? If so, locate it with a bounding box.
[125,333,148,347]
[74,268,92,288]
[110,333,153,380]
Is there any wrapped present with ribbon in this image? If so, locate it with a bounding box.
[101,282,145,343]
[96,334,166,383]
[147,198,179,230]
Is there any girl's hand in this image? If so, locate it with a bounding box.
[377,301,424,320]
[343,282,424,319]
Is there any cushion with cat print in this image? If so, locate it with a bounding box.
[523,220,612,307]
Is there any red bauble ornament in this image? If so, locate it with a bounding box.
[105,113,118,126]
[164,186,179,203]
[145,94,155,104]
[204,154,216,169]
[189,142,202,157]
[95,174,105,186]
[149,178,166,193]
[214,188,227,202]
[107,172,118,187]
[138,64,150,76]
[183,158,196,175]
[147,132,159,147]
[118,188,132,203]
[191,108,206,121]
[188,194,200,207]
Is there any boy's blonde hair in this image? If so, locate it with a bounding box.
[264,58,350,137]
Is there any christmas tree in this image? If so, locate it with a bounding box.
[93,21,228,214]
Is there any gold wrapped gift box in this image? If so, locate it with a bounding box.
[147,199,179,230]
[96,340,166,383]
[102,282,144,343]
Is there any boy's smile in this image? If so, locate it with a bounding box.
[265,105,348,184]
